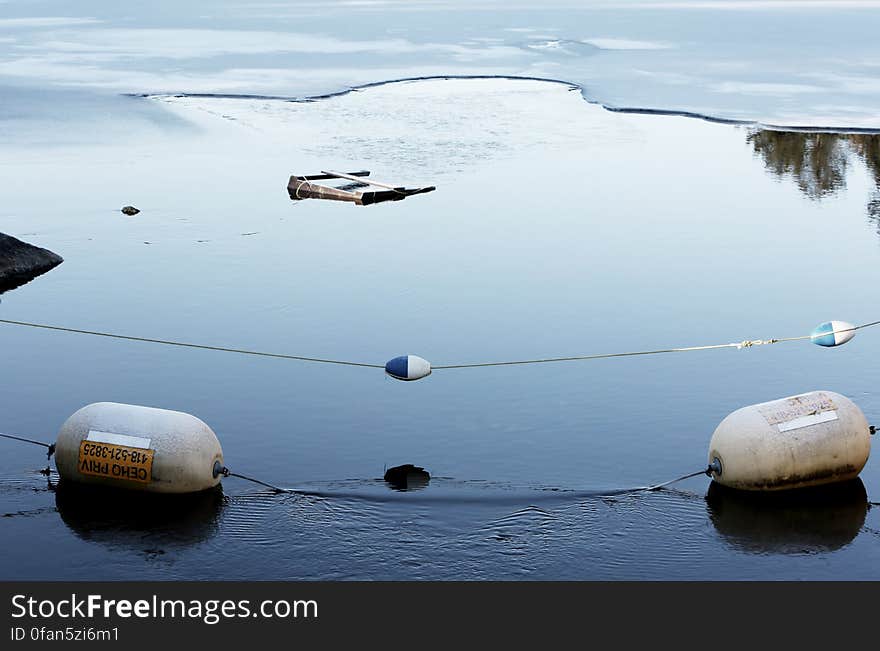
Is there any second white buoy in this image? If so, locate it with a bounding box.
[707,390,871,491]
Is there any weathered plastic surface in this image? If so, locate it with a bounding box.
[707,390,871,491]
[55,402,224,494]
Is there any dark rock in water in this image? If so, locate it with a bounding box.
[384,464,430,491]
[0,233,63,294]
[121,205,140,216]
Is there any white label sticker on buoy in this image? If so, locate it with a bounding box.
[757,392,837,432]
[776,411,838,432]
[86,430,151,449]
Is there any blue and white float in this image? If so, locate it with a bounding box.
[385,355,432,381]
[811,320,857,347]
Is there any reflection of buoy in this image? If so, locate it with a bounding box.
[385,355,431,381]
[707,391,871,491]
[54,402,224,494]
[55,481,223,552]
[811,320,856,347]
[706,479,868,554]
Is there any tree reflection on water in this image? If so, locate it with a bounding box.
[747,130,880,221]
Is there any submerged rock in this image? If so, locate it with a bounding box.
[121,205,140,216]
[0,233,63,294]
[384,464,431,491]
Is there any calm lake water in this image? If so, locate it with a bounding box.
[2,76,880,579]
[3,0,880,580]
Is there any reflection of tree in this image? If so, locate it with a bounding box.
[849,135,880,220]
[746,130,849,199]
[849,135,880,184]
[747,130,880,220]
[870,194,880,221]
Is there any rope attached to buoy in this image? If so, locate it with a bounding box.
[644,466,713,492]
[1,317,878,380]
[187,465,716,496]
[432,320,880,369]
[0,318,383,369]
[0,431,51,449]
[0,431,55,474]
[215,464,291,494]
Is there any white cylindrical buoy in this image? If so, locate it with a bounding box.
[811,320,856,347]
[385,355,432,381]
[54,402,224,494]
[707,390,871,491]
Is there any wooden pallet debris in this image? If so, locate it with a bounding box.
[288,170,435,205]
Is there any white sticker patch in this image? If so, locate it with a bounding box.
[86,430,151,450]
[776,410,838,432]
[758,392,837,431]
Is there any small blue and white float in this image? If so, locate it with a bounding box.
[385,355,432,381]
[811,320,857,347]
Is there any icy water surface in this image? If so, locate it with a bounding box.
[2,0,880,127]
[2,78,880,579]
